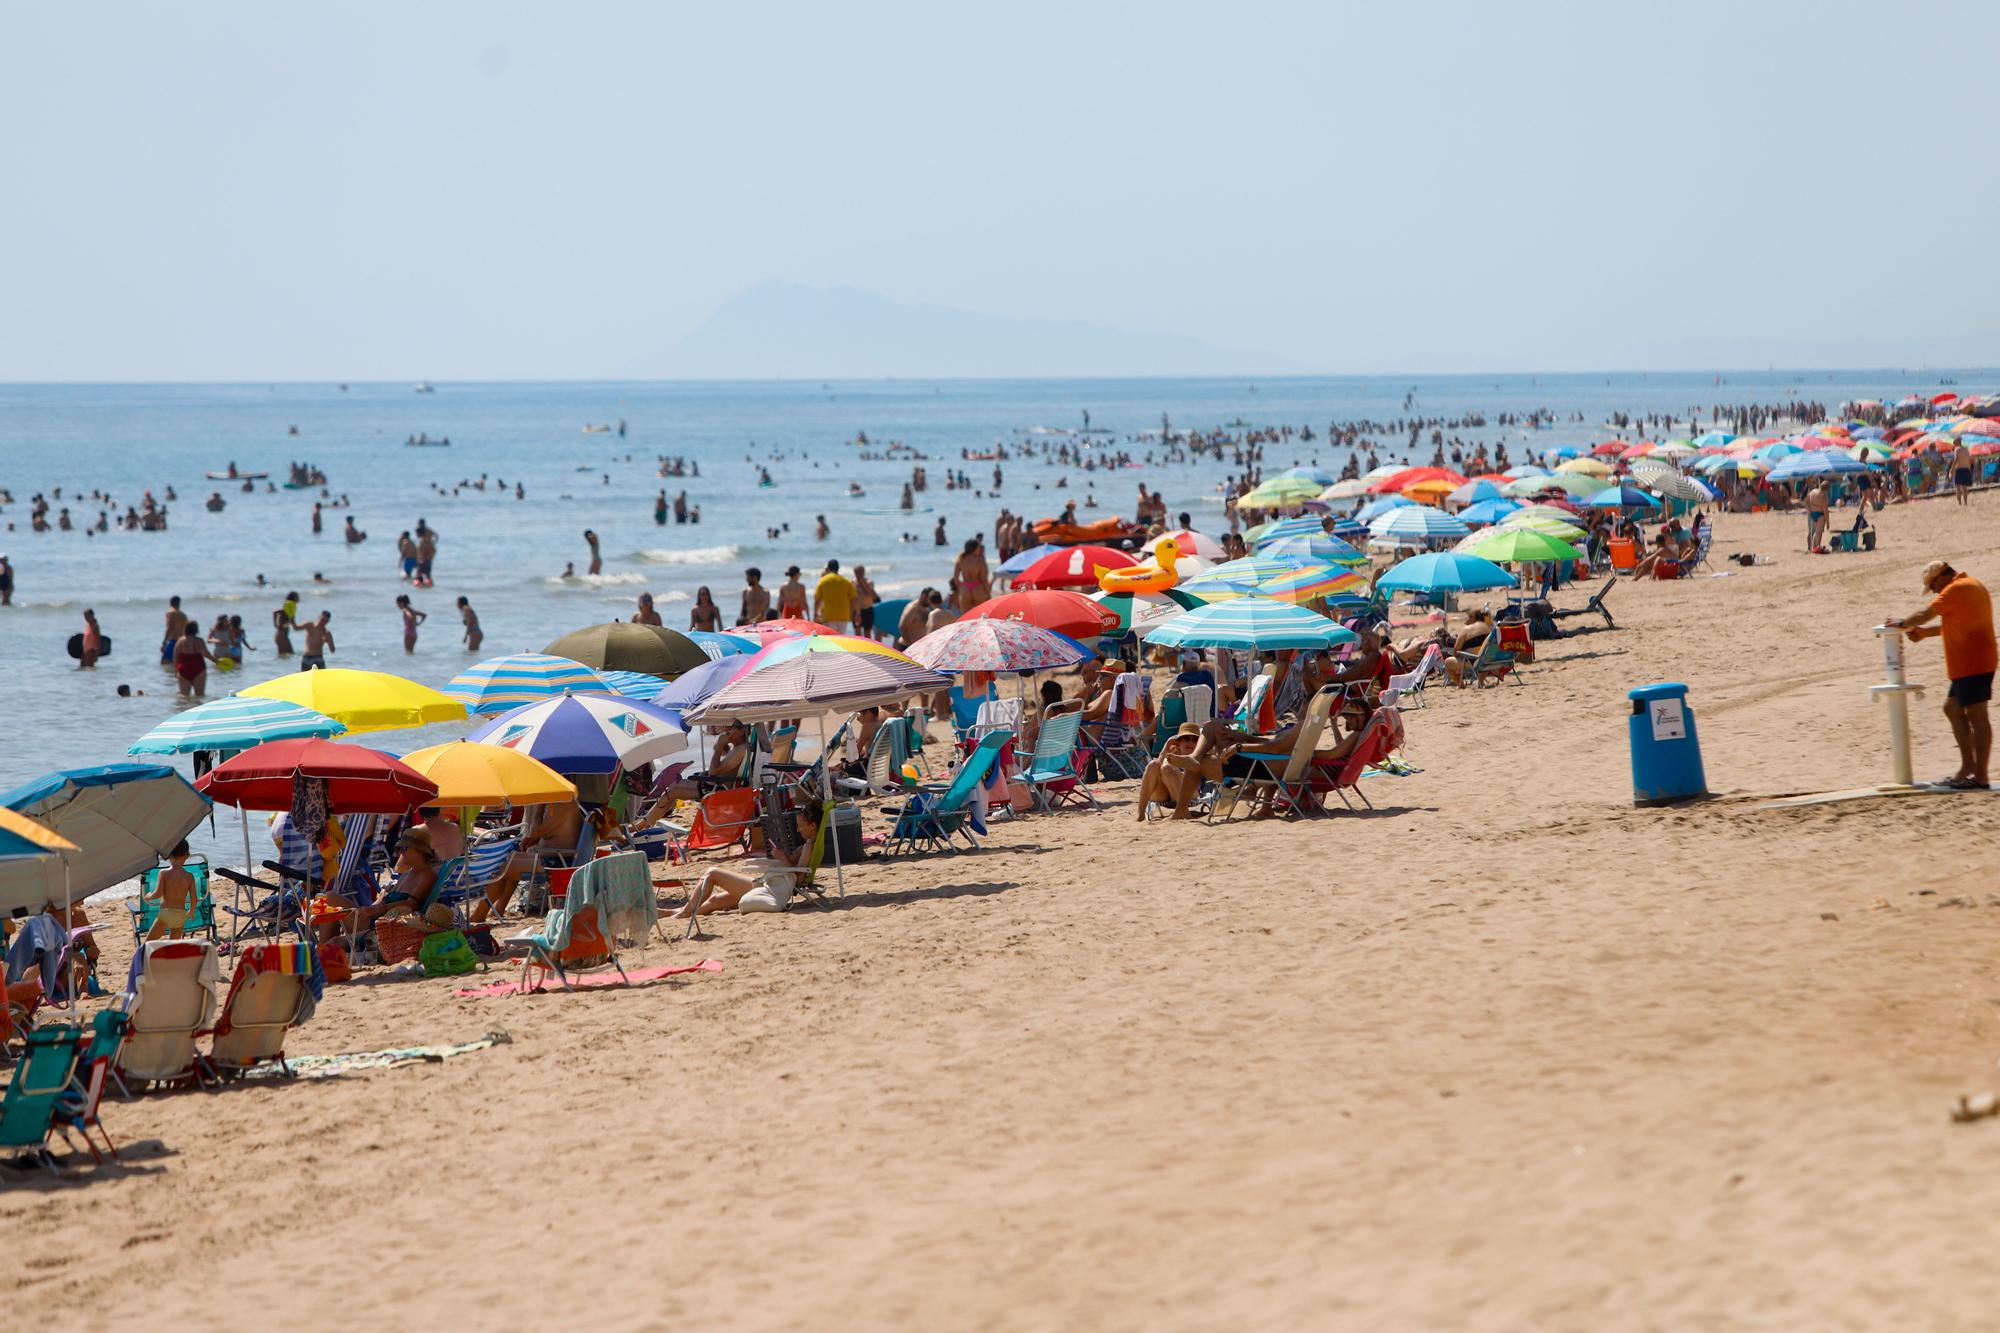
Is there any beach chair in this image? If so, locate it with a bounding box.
[205,940,320,1080]
[1495,619,1535,665]
[1181,683,1214,730]
[948,683,997,738]
[1551,577,1616,630]
[674,788,762,859]
[55,1008,129,1165]
[128,854,217,945]
[373,854,468,965]
[1024,709,1098,811]
[1456,632,1520,687]
[117,938,220,1090]
[1213,687,1338,821]
[1383,644,1444,710]
[506,851,639,993]
[837,720,907,799]
[972,696,1024,745]
[0,1024,84,1174]
[442,836,518,916]
[1690,526,1716,571]
[1313,706,1405,812]
[884,731,1010,855]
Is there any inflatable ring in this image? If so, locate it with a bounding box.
[1097,537,1182,594]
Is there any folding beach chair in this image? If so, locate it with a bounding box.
[205,940,319,1080]
[1213,687,1338,821]
[1495,619,1535,665]
[673,788,762,859]
[1024,708,1098,811]
[1550,577,1617,630]
[837,719,908,799]
[972,696,1024,746]
[117,938,220,1090]
[0,1024,84,1174]
[1383,644,1444,710]
[1313,706,1405,812]
[1455,631,1520,687]
[948,683,997,739]
[884,731,1010,855]
[1181,683,1214,730]
[128,855,218,946]
[56,1008,130,1164]
[373,854,468,965]
[506,851,640,993]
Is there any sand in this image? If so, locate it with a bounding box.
[12,497,2000,1331]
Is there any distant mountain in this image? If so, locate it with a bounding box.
[647,281,1257,379]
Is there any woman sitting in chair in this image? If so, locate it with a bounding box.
[319,827,442,944]
[669,807,819,929]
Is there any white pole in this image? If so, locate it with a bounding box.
[62,861,74,1014]
[1871,624,1925,790]
[819,712,845,897]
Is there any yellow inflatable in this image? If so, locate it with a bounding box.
[1097,537,1181,594]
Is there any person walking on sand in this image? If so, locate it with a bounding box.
[1951,440,1975,507]
[78,609,102,670]
[396,594,426,654]
[584,529,603,576]
[457,596,482,652]
[813,559,855,633]
[1889,560,1998,789]
[300,611,334,670]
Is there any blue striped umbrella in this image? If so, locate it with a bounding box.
[1369,506,1471,541]
[595,669,668,701]
[1353,495,1417,524]
[129,695,347,755]
[685,630,759,659]
[1457,498,1523,526]
[1141,597,1358,651]
[1251,515,1332,547]
[1179,553,1328,595]
[444,653,614,716]
[1766,451,1872,483]
[465,693,687,773]
[1259,533,1369,565]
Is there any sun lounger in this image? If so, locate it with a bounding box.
[206,940,320,1079]
[0,1024,84,1174]
[117,938,220,1090]
[885,731,1010,855]
[1024,708,1097,810]
[56,1008,130,1164]
[128,855,218,945]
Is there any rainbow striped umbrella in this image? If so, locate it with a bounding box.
[1254,566,1370,604]
[1178,553,1327,595]
[1142,598,1358,651]
[444,653,614,716]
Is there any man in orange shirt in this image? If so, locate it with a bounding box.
[1892,560,1998,789]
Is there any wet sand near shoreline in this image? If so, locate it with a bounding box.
[12,498,2000,1331]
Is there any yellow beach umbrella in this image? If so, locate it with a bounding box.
[242,668,467,734]
[0,808,80,856]
[398,741,576,807]
[1402,478,1459,502]
[1555,457,1613,476]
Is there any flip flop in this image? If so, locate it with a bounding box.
[1945,777,1988,790]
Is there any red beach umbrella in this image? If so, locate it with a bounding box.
[732,618,833,640]
[961,589,1119,640]
[1367,466,1466,494]
[195,738,439,813]
[1012,544,1138,590]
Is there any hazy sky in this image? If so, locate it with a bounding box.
[3,1,1993,380]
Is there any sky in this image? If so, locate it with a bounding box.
[2,0,1995,381]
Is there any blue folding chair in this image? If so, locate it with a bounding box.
[884,731,1010,855]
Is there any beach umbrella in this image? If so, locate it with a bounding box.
[1456,498,1523,526]
[1240,476,1324,507]
[996,542,1067,576]
[397,741,577,808]
[1318,478,1373,501]
[1626,457,1683,481]
[1504,464,1549,478]
[1179,553,1327,594]
[1368,466,1465,494]
[1402,478,1460,503]
[1354,494,1418,523]
[1691,432,1735,449]
[1276,465,1338,486]
[1143,598,1358,652]
[686,651,948,725]
[1752,442,1802,462]
[545,622,707,678]
[0,809,78,862]
[1586,484,1662,510]
[0,764,209,920]
[1368,506,1471,542]
[242,669,466,734]
[1447,479,1508,506]
[906,619,1092,674]
[196,739,439,814]
[1255,566,1370,605]
[594,669,668,701]
[1375,552,1518,595]
[731,618,833,641]
[1461,528,1585,564]
[685,630,759,659]
[465,693,688,774]
[1767,451,1871,483]
[1647,472,1715,503]
[444,653,614,716]
[1252,515,1332,547]
[1555,457,1613,477]
[1159,528,1226,560]
[651,656,751,724]
[1088,588,1202,635]
[1526,472,1604,497]
[1259,534,1369,565]
[961,589,1121,640]
[129,695,346,755]
[1012,544,1138,590]
[1590,441,1631,458]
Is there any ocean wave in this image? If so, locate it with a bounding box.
[542,571,651,587]
[635,544,740,566]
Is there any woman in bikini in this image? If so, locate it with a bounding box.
[688,587,722,631]
[173,623,217,698]
[396,594,426,654]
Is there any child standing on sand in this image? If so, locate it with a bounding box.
[396,594,426,654]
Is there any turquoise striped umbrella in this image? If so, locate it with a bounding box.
[686,630,759,659]
[1179,553,1327,594]
[1259,534,1369,565]
[1369,506,1471,542]
[444,653,614,716]
[129,695,346,755]
[1142,597,1358,651]
[1251,515,1332,547]
[595,669,668,701]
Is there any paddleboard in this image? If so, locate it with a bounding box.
[67,634,111,660]
[206,471,268,480]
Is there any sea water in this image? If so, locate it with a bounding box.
[0,369,1971,860]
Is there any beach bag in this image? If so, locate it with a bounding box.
[317,941,352,985]
[417,929,479,978]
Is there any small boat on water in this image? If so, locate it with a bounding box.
[413,382,436,394]
[206,470,268,480]
[582,424,611,434]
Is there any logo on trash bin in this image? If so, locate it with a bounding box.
[1649,697,1686,742]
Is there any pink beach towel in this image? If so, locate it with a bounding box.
[453,958,723,998]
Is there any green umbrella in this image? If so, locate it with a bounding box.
[545,622,708,680]
[1240,476,1324,507]
[1461,528,1585,564]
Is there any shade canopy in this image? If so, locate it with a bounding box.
[0,764,212,912]
[129,695,347,755]
[241,669,466,734]
[196,739,439,814]
[686,652,949,724]
[466,693,688,774]
[1142,598,1358,651]
[960,589,1120,640]
[398,741,577,807]
[1375,551,1519,594]
[544,622,707,678]
[444,654,614,715]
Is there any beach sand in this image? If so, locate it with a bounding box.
[13,499,2000,1331]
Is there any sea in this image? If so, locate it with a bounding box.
[0,369,1981,863]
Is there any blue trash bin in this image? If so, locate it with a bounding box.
[1627,682,1707,807]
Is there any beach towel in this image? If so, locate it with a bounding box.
[1113,672,1143,727]
[239,1031,512,1080]
[577,851,657,946]
[453,959,722,998]
[224,938,326,1028]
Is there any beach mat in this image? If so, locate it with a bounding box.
[454,959,722,998]
[240,1031,511,1080]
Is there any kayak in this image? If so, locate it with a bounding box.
[206,471,268,480]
